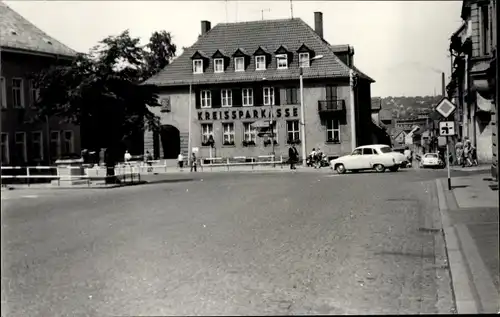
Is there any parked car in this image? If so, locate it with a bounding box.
[391,149,409,168]
[329,144,400,174]
[419,153,445,169]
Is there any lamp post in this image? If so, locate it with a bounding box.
[188,83,192,165]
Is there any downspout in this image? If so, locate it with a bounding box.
[349,69,356,151]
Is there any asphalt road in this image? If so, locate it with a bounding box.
[1,168,457,316]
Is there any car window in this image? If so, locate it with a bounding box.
[425,153,438,158]
[362,148,373,155]
[379,147,392,153]
[352,149,362,155]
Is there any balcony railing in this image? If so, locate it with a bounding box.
[318,99,345,113]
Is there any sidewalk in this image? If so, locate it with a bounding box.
[450,164,491,172]
[436,173,499,314]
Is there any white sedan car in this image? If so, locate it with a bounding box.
[420,153,444,169]
[330,144,401,174]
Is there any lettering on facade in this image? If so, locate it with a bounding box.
[197,107,299,121]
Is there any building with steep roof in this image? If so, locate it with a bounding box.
[1,2,80,166]
[144,12,376,161]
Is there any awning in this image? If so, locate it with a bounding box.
[476,91,493,113]
[251,120,271,129]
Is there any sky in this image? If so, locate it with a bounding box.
[5,0,463,97]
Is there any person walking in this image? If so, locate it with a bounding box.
[178,152,184,170]
[124,150,132,164]
[288,144,298,170]
[145,151,153,173]
[190,152,197,172]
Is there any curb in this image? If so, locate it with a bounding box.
[1,181,148,190]
[435,178,499,314]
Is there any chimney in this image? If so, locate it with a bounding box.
[314,12,323,39]
[441,72,446,97]
[201,20,211,35]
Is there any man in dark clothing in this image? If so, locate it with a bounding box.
[288,144,299,170]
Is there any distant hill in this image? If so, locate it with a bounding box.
[373,95,443,120]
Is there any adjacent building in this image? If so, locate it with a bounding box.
[144,13,377,160]
[448,0,497,178]
[0,2,80,166]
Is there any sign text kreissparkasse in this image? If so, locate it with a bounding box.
[197,107,299,121]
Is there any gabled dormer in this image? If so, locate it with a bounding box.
[274,45,292,70]
[296,43,315,68]
[232,48,249,72]
[212,49,230,73]
[253,46,271,71]
[191,50,209,74]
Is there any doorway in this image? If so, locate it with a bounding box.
[158,125,180,159]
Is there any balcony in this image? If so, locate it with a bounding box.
[318,99,345,114]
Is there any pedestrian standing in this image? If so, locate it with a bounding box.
[288,144,298,170]
[178,152,184,170]
[145,151,153,172]
[124,150,132,164]
[190,152,197,172]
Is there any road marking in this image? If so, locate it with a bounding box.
[22,195,39,199]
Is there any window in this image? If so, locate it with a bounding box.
[243,122,257,142]
[285,87,298,104]
[201,123,213,145]
[214,58,224,73]
[0,77,6,108]
[480,5,490,55]
[352,149,362,155]
[222,123,235,145]
[326,119,340,143]
[15,132,27,163]
[63,130,74,154]
[234,57,245,72]
[201,90,212,108]
[32,131,43,161]
[29,80,39,108]
[242,88,254,106]
[263,87,275,106]
[276,54,288,69]
[12,78,24,108]
[286,120,300,143]
[221,89,232,107]
[1,133,9,164]
[50,131,61,159]
[193,59,203,74]
[255,55,266,70]
[362,148,374,155]
[299,52,310,68]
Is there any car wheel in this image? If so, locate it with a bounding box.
[374,164,385,173]
[389,166,399,172]
[335,164,346,174]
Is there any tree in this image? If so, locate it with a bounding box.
[33,30,176,181]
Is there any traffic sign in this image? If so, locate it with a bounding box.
[435,97,456,118]
[439,121,455,136]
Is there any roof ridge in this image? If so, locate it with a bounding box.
[216,17,302,27]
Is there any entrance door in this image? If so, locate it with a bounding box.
[159,125,180,159]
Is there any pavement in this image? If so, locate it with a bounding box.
[435,173,499,314]
[1,168,459,316]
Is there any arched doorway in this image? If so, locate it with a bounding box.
[157,125,180,159]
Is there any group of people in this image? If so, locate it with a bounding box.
[455,138,478,167]
[176,152,198,172]
[308,148,328,168]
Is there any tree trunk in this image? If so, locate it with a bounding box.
[104,147,120,184]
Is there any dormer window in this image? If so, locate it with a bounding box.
[299,53,310,68]
[193,59,203,74]
[214,58,224,73]
[235,57,245,72]
[276,54,288,69]
[255,56,266,70]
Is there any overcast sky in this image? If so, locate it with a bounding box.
[5,0,463,97]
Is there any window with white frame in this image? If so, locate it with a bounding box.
[242,88,253,106]
[201,123,213,144]
[299,52,310,68]
[12,78,24,108]
[222,123,235,145]
[276,54,288,69]
[193,59,203,74]
[326,119,341,142]
[286,120,300,143]
[255,55,266,70]
[50,131,61,159]
[234,57,245,72]
[214,58,224,73]
[1,133,9,164]
[15,132,27,163]
[243,122,257,143]
[221,89,232,107]
[0,77,6,108]
[263,87,275,106]
[63,130,74,154]
[201,90,212,108]
[29,80,39,107]
[32,131,43,161]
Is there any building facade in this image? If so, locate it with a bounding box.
[0,2,80,166]
[144,13,376,161]
[448,0,497,178]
